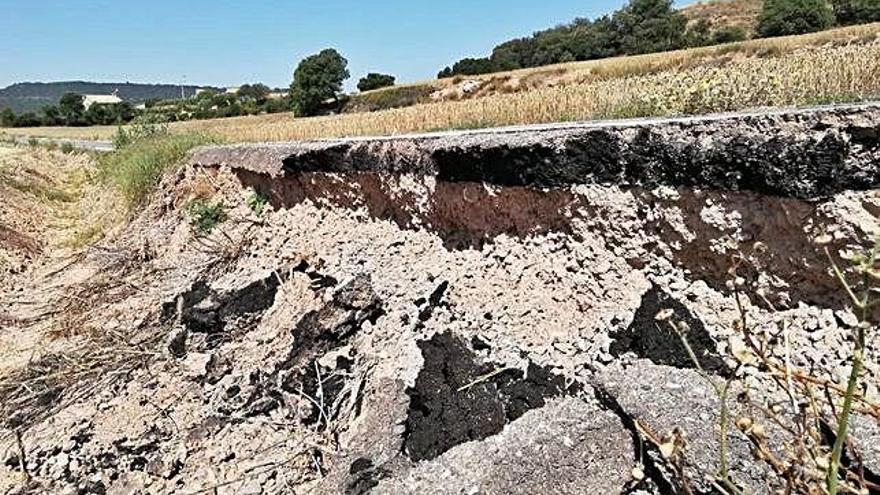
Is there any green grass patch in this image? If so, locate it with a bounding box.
[186,198,227,235]
[99,133,221,206]
[246,191,269,216]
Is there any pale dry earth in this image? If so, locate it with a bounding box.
[1,105,879,494]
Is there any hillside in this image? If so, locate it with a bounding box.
[680,0,763,32]
[0,81,219,114]
[436,0,767,79]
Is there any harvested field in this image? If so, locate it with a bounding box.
[3,23,879,144]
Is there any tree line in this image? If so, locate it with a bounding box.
[0,69,397,127]
[1,93,136,128]
[437,0,880,78]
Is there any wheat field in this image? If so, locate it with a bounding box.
[3,23,879,144]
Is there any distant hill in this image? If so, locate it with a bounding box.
[0,81,221,114]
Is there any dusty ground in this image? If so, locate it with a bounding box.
[1,105,879,494]
[0,146,126,379]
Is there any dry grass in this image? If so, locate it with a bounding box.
[680,0,763,31]
[0,147,126,259]
[2,23,879,144]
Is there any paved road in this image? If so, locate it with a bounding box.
[11,136,114,152]
[5,101,879,152]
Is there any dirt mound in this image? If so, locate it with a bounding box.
[2,107,880,494]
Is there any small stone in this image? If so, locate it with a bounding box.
[48,452,70,480]
[182,352,213,379]
[631,465,645,481]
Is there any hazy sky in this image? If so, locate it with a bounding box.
[1,0,653,90]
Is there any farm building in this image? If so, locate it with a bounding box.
[83,92,122,109]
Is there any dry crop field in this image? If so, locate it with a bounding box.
[3,23,879,144]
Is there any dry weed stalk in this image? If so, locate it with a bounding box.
[656,236,879,494]
[729,239,876,494]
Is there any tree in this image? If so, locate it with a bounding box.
[357,73,396,92]
[85,103,114,126]
[437,0,690,77]
[41,105,62,126]
[14,112,42,127]
[757,0,836,37]
[612,0,688,55]
[237,83,271,103]
[490,38,532,70]
[289,49,350,117]
[1,108,17,127]
[58,92,85,125]
[684,19,713,47]
[450,57,496,76]
[831,0,880,24]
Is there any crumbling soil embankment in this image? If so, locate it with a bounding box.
[2,105,880,494]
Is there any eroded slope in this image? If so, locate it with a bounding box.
[2,106,880,494]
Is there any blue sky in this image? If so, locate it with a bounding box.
[1,0,650,90]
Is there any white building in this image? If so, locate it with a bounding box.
[83,91,122,109]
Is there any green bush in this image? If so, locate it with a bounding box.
[0,108,15,127]
[343,84,434,113]
[758,0,836,37]
[357,73,396,92]
[713,26,749,44]
[112,117,170,149]
[60,142,75,154]
[186,199,227,235]
[832,0,880,24]
[246,191,269,216]
[99,133,220,206]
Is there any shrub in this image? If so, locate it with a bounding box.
[99,133,220,206]
[357,73,396,92]
[290,49,350,117]
[186,199,227,235]
[112,117,169,149]
[246,192,269,216]
[713,26,749,44]
[237,83,271,103]
[58,93,86,126]
[15,113,42,128]
[0,108,15,127]
[832,0,880,24]
[343,84,434,113]
[60,142,75,154]
[758,0,836,37]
